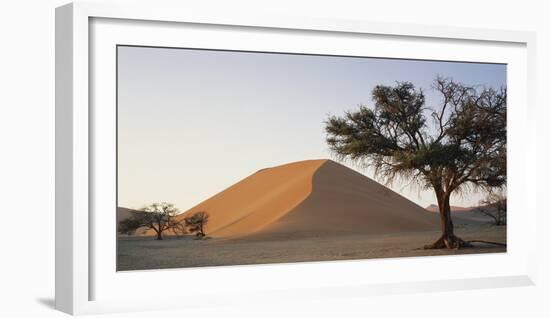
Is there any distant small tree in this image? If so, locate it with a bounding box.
[184,211,209,238]
[478,190,507,225]
[118,202,181,240]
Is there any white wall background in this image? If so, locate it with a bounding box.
[0,0,548,317]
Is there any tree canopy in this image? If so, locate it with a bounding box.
[184,211,210,238]
[118,202,181,240]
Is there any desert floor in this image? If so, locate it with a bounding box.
[117,218,506,271]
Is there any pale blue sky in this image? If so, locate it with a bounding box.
[117,46,506,211]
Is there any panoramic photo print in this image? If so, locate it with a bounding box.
[116,46,507,271]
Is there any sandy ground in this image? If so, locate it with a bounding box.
[117,221,506,271]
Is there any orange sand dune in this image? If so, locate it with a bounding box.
[172,159,439,239]
[174,160,325,237]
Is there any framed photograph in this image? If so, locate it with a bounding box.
[56,2,537,315]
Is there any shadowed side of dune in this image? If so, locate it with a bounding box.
[243,160,439,240]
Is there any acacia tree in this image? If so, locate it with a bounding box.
[478,190,507,225]
[325,77,506,249]
[184,211,209,238]
[118,202,181,240]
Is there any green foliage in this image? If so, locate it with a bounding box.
[118,215,146,235]
[117,202,181,240]
[325,77,506,195]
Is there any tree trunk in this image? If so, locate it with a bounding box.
[439,192,453,237]
[424,190,472,249]
[155,230,163,240]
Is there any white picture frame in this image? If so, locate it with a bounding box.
[55,2,537,315]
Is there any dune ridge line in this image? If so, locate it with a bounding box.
[175,159,327,237]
